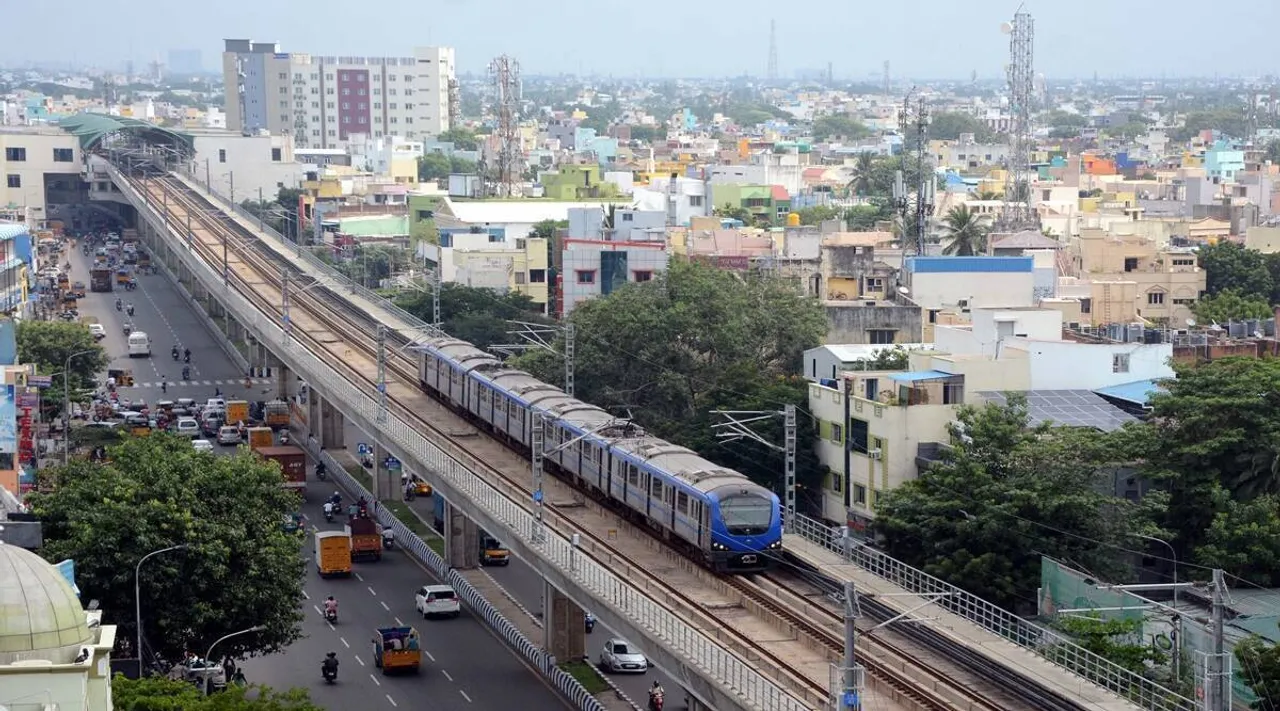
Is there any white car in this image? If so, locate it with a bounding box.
[175,418,200,438]
[414,585,460,619]
[192,439,214,453]
[598,638,650,673]
[216,425,242,446]
[88,324,106,340]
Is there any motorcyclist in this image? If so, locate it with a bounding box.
[323,501,335,520]
[382,527,394,549]
[329,491,342,508]
[321,651,338,679]
[126,303,134,316]
[315,461,327,480]
[183,348,191,362]
[649,681,665,708]
[182,366,191,380]
[171,346,180,360]
[115,298,122,311]
[324,596,338,620]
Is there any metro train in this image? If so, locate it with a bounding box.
[417,337,782,573]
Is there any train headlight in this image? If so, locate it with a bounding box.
[711,541,728,551]
[767,539,783,550]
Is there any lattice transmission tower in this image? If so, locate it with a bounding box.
[488,55,523,198]
[894,92,934,256]
[996,8,1039,232]
[766,20,778,82]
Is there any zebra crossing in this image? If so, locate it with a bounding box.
[118,378,274,389]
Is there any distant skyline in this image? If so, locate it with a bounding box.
[6,1,1280,80]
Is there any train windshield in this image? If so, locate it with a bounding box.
[720,495,774,535]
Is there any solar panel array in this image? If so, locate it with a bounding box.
[977,390,1138,432]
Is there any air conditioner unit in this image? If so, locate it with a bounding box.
[958,299,969,307]
[867,448,883,460]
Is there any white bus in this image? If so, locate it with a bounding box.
[127,331,151,358]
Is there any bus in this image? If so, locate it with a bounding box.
[127,331,151,358]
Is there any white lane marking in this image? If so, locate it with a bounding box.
[441,669,453,682]
[312,605,323,617]
[424,650,436,662]
[386,695,398,707]
[340,637,350,648]
[394,617,404,626]
[369,674,381,687]
[354,572,364,582]
[355,655,365,666]
[367,586,377,596]
[459,690,472,703]
[302,590,310,600]
[380,601,390,611]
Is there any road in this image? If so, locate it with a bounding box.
[343,421,677,708]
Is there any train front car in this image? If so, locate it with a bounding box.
[705,485,783,573]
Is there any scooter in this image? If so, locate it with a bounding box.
[585,612,596,633]
[382,532,395,550]
[321,664,337,684]
[315,464,327,481]
[649,693,664,711]
[324,506,334,523]
[324,607,338,624]
[279,431,291,445]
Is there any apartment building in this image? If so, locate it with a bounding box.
[1068,229,1204,325]
[222,40,454,149]
[560,239,669,317]
[0,127,84,221]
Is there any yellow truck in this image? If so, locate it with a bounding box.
[247,426,274,449]
[346,518,383,562]
[264,400,290,430]
[372,627,421,674]
[226,400,250,426]
[480,533,510,566]
[315,531,352,577]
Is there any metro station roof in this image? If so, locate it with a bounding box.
[57,112,195,152]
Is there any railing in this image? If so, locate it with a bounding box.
[789,513,1195,711]
[115,163,805,711]
[309,445,606,711]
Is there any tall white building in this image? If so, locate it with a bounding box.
[222,40,454,149]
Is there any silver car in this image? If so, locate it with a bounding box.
[598,638,650,673]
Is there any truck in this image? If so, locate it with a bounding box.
[346,517,383,561]
[264,400,290,430]
[253,445,307,499]
[246,426,274,449]
[479,532,510,566]
[314,531,352,577]
[226,400,250,425]
[90,267,113,293]
[372,627,421,674]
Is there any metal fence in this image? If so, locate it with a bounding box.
[115,164,802,711]
[789,513,1196,711]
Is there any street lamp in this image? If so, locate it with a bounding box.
[135,544,188,676]
[1133,533,1181,679]
[63,349,98,465]
[205,625,266,668]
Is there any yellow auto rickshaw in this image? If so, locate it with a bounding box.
[116,269,131,286]
[108,369,135,387]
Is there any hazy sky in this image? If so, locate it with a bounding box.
[7,1,1280,80]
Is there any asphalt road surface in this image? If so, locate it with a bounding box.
[343,421,679,708]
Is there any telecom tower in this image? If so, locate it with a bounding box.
[996,9,1039,232]
[447,77,462,130]
[893,93,934,255]
[766,20,778,82]
[883,61,891,95]
[489,55,523,198]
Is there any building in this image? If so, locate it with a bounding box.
[708,184,791,226]
[903,256,1036,312]
[560,239,669,316]
[221,40,454,148]
[540,165,620,200]
[348,135,423,185]
[452,236,550,305]
[1067,229,1204,325]
[1,126,85,222]
[0,224,31,316]
[0,544,118,711]
[803,343,934,382]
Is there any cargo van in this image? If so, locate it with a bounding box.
[127,331,151,357]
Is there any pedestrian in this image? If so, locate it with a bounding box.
[161,377,167,394]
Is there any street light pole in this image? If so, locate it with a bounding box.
[136,544,188,676]
[257,187,264,231]
[205,625,266,669]
[1135,533,1181,680]
[63,349,97,465]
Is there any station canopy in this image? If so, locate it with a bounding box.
[58,113,195,154]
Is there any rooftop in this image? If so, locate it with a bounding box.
[446,198,627,226]
[0,544,93,664]
[57,112,194,152]
[977,390,1137,432]
[907,256,1034,274]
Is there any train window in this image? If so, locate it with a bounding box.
[676,491,689,513]
[720,495,773,535]
[650,477,663,498]
[627,465,639,486]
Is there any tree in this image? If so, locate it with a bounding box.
[627,125,663,142]
[511,259,828,497]
[417,153,452,182]
[1193,495,1280,587]
[811,115,871,142]
[713,203,753,224]
[874,396,1164,611]
[396,283,551,351]
[1196,242,1272,300]
[940,205,989,256]
[26,436,306,663]
[112,675,323,710]
[1267,140,1280,165]
[1191,289,1273,324]
[1051,616,1167,674]
[845,153,876,197]
[844,202,891,231]
[929,111,994,142]
[1236,632,1280,709]
[17,321,108,416]
[849,344,914,371]
[436,127,479,151]
[794,205,841,226]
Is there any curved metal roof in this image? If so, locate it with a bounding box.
[57,112,195,152]
[0,544,93,664]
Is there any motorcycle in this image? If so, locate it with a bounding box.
[321,663,337,684]
[649,692,664,711]
[585,612,596,633]
[382,532,395,550]
[171,348,180,361]
[315,464,327,481]
[324,506,334,523]
[126,305,134,316]
[115,300,122,312]
[279,431,291,445]
[324,607,338,624]
[184,352,191,364]
[182,367,191,380]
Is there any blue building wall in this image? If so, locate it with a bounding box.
[241,53,271,130]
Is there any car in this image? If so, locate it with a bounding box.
[598,638,650,674]
[414,585,461,618]
[191,439,214,453]
[202,415,224,437]
[83,421,119,430]
[216,425,242,445]
[175,418,200,438]
[88,324,106,340]
[206,398,227,411]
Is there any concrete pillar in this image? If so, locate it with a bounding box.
[274,362,291,401]
[308,393,323,444]
[319,399,344,449]
[542,582,585,664]
[444,500,479,569]
[372,442,399,502]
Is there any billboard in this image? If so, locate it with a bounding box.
[0,384,15,454]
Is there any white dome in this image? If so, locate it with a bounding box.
[0,544,93,664]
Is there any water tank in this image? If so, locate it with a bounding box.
[786,212,801,227]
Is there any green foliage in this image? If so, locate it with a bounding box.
[1170,108,1249,143]
[874,395,1164,611]
[112,675,323,711]
[849,345,913,371]
[395,282,551,351]
[1051,616,1166,674]
[843,202,893,231]
[928,111,994,142]
[1194,495,1280,587]
[940,205,989,256]
[528,219,567,241]
[1267,141,1280,165]
[1236,633,1280,709]
[713,204,753,224]
[18,320,109,415]
[1197,241,1273,301]
[417,153,478,181]
[1045,110,1089,131]
[511,259,828,497]
[1108,121,1153,140]
[794,205,842,226]
[436,127,480,151]
[811,114,871,142]
[626,125,664,142]
[27,436,306,663]
[1191,289,1273,324]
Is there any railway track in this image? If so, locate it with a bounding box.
[135,170,1075,711]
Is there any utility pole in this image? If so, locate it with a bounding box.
[229,171,235,205]
[431,265,441,329]
[530,412,545,544]
[222,227,229,286]
[376,324,388,423]
[281,267,292,345]
[205,159,210,190]
[185,208,191,244]
[710,405,798,531]
[842,579,863,710]
[1209,568,1227,711]
[563,323,575,398]
[492,322,576,396]
[257,187,264,230]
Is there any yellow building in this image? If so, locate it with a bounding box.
[1070,229,1203,325]
[452,236,550,305]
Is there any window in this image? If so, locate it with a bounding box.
[830,423,843,444]
[374,102,382,109]
[853,484,867,506]
[865,277,884,292]
[389,103,398,110]
[311,87,319,95]
[621,212,634,222]
[1080,298,1092,315]
[342,88,350,96]
[342,102,350,110]
[327,102,335,109]
[271,147,282,161]
[358,102,366,110]
[279,87,288,95]
[389,89,398,96]
[279,72,288,80]
[438,233,453,247]
[514,272,526,284]
[1124,257,1139,272]
[633,270,653,282]
[830,471,842,493]
[343,116,351,124]
[5,175,19,188]
[488,234,503,243]
[5,147,26,161]
[676,491,689,513]
[1147,291,1165,305]
[689,195,703,207]
[218,149,227,163]
[847,418,869,454]
[52,148,74,162]
[530,269,546,283]
[358,88,366,96]
[390,117,398,124]
[341,73,349,81]
[576,270,597,284]
[650,477,663,497]
[1113,353,1131,373]
[867,329,896,345]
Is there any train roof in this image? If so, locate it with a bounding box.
[612,438,748,490]
[419,338,501,371]
[480,369,563,401]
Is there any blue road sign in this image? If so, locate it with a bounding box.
[357,443,370,455]
[532,490,544,503]
[377,382,386,393]
[384,456,401,470]
[842,691,860,709]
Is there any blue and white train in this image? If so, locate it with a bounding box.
[417,337,782,573]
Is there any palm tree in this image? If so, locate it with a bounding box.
[975,190,1003,201]
[941,205,990,256]
[846,152,876,197]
